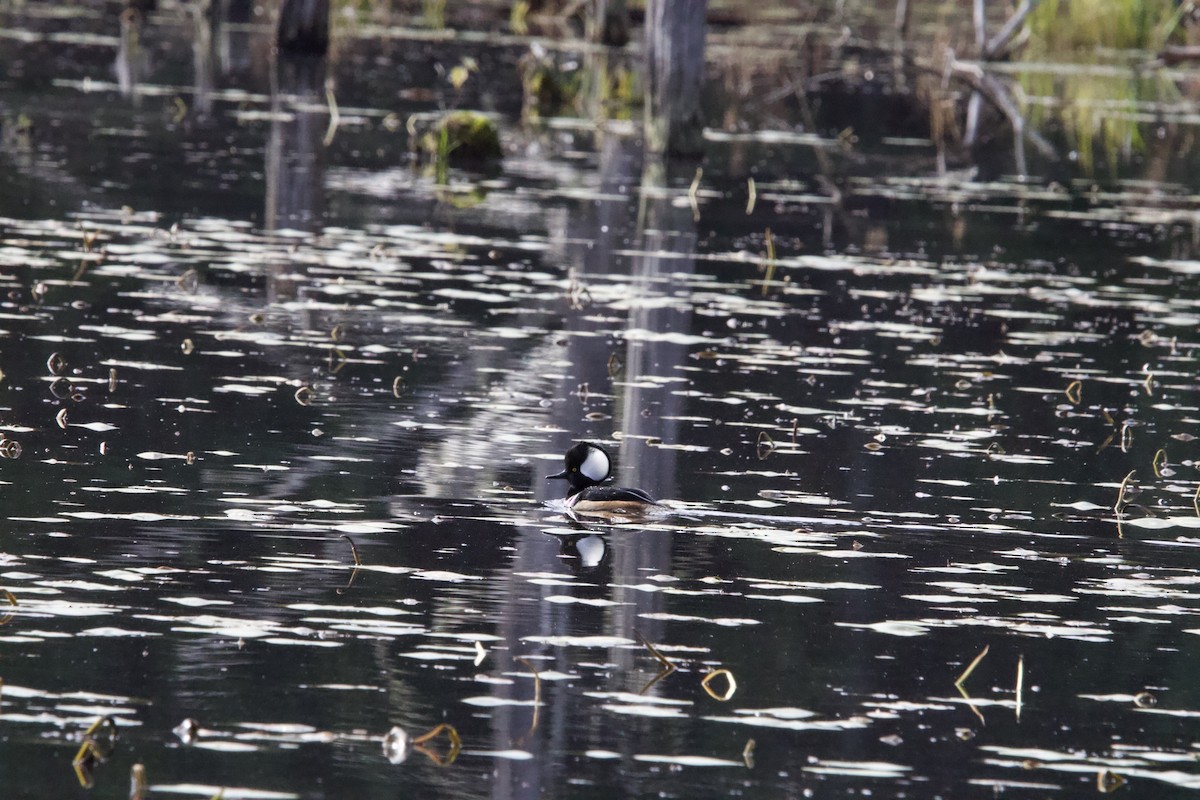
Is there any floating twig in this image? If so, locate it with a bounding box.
[1114,469,1136,539]
[328,347,347,374]
[745,177,756,215]
[0,588,17,626]
[1152,448,1167,479]
[337,535,362,596]
[73,716,118,788]
[761,228,776,297]
[1113,470,1136,515]
[516,657,543,741]
[635,629,677,694]
[323,84,340,147]
[411,722,462,766]
[636,629,677,671]
[955,645,989,690]
[1097,769,1126,793]
[701,669,737,702]
[175,269,199,293]
[687,167,702,222]
[756,431,775,460]
[954,645,989,725]
[1064,380,1082,405]
[606,352,622,378]
[341,535,362,567]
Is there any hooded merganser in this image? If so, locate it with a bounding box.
[547,442,657,514]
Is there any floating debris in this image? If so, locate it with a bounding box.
[46,352,66,376]
[72,716,118,788]
[1064,380,1082,404]
[0,588,17,626]
[1097,769,1127,793]
[700,669,737,702]
[382,726,409,765]
[635,629,678,694]
[173,718,199,745]
[130,763,148,800]
[409,723,462,766]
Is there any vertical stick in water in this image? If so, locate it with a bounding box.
[1015,654,1024,721]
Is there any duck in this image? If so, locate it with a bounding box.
[547,441,658,514]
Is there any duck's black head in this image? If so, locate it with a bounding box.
[547,442,612,494]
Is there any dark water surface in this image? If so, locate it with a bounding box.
[4,2,1200,798]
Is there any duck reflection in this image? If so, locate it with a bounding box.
[543,529,609,573]
[483,128,699,793]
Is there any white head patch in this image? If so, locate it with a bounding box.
[580,445,610,482]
